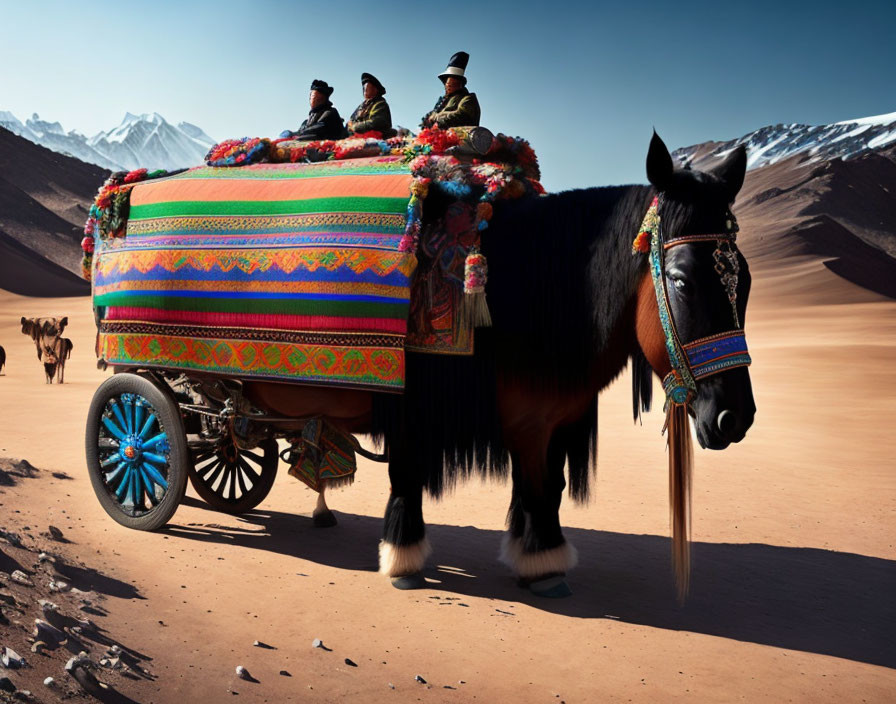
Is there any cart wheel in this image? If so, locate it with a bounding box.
[85,373,188,530]
[188,438,279,514]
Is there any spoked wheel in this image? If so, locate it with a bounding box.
[188,437,279,514]
[85,373,188,530]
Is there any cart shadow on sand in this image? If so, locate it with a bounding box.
[163,500,896,670]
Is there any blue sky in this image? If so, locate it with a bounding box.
[2,0,894,190]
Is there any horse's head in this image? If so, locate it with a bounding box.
[636,133,755,450]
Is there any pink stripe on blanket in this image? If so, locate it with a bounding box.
[104,306,407,334]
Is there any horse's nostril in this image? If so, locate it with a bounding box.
[717,410,737,434]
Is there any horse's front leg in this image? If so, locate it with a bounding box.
[501,432,577,598]
[379,441,430,589]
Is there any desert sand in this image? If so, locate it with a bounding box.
[1,254,895,702]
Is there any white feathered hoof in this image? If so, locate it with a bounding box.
[499,534,578,585]
[378,538,432,581]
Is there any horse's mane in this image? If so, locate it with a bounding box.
[373,185,656,500]
[485,185,653,390]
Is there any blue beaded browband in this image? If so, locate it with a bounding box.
[634,195,752,407]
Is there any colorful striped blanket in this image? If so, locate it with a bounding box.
[93,157,415,391]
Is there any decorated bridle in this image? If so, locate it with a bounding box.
[633,195,752,410]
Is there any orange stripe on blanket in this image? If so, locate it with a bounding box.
[131,173,414,205]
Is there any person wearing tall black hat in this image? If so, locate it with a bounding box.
[280,79,347,141]
[421,51,481,129]
[346,73,396,138]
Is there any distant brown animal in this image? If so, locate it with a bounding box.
[21,317,68,359]
[0,345,5,374]
[20,317,69,382]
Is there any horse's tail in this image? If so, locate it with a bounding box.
[664,402,693,603]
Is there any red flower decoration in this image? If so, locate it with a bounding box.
[632,231,651,254]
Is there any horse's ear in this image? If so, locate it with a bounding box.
[646,131,675,191]
[713,145,747,202]
[59,316,68,332]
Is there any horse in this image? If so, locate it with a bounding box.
[347,132,756,598]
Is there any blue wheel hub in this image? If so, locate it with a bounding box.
[98,392,172,515]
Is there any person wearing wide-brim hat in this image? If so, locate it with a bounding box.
[346,73,396,138]
[421,51,481,129]
[280,79,347,141]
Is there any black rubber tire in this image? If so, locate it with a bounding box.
[188,438,279,514]
[85,373,188,530]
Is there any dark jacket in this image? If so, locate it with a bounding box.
[287,101,347,141]
[422,88,481,129]
[348,96,395,137]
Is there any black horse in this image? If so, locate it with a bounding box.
[370,133,756,597]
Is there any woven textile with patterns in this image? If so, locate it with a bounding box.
[86,129,544,388]
[91,157,415,391]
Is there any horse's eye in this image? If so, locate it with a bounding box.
[668,274,688,292]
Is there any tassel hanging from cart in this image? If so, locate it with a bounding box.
[462,246,491,328]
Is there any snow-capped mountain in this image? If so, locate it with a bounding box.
[0,110,216,172]
[673,111,896,171]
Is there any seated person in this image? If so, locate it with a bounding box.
[421,51,481,129]
[346,73,396,138]
[280,79,347,141]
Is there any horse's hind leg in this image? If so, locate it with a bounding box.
[379,441,430,589]
[501,436,577,597]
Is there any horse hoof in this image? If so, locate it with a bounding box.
[312,510,338,528]
[527,575,572,598]
[390,573,426,590]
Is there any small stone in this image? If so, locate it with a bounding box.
[38,599,58,613]
[43,677,55,687]
[65,655,100,692]
[0,676,15,693]
[2,647,26,669]
[108,645,122,655]
[415,675,427,684]
[108,657,122,670]
[344,658,357,667]
[253,640,274,649]
[31,641,47,654]
[14,691,33,701]
[11,570,33,587]
[48,526,64,540]
[236,665,252,681]
[388,683,395,689]
[38,553,54,563]
[48,580,69,593]
[1,530,23,547]
[77,618,93,630]
[34,619,66,644]
[312,638,324,649]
